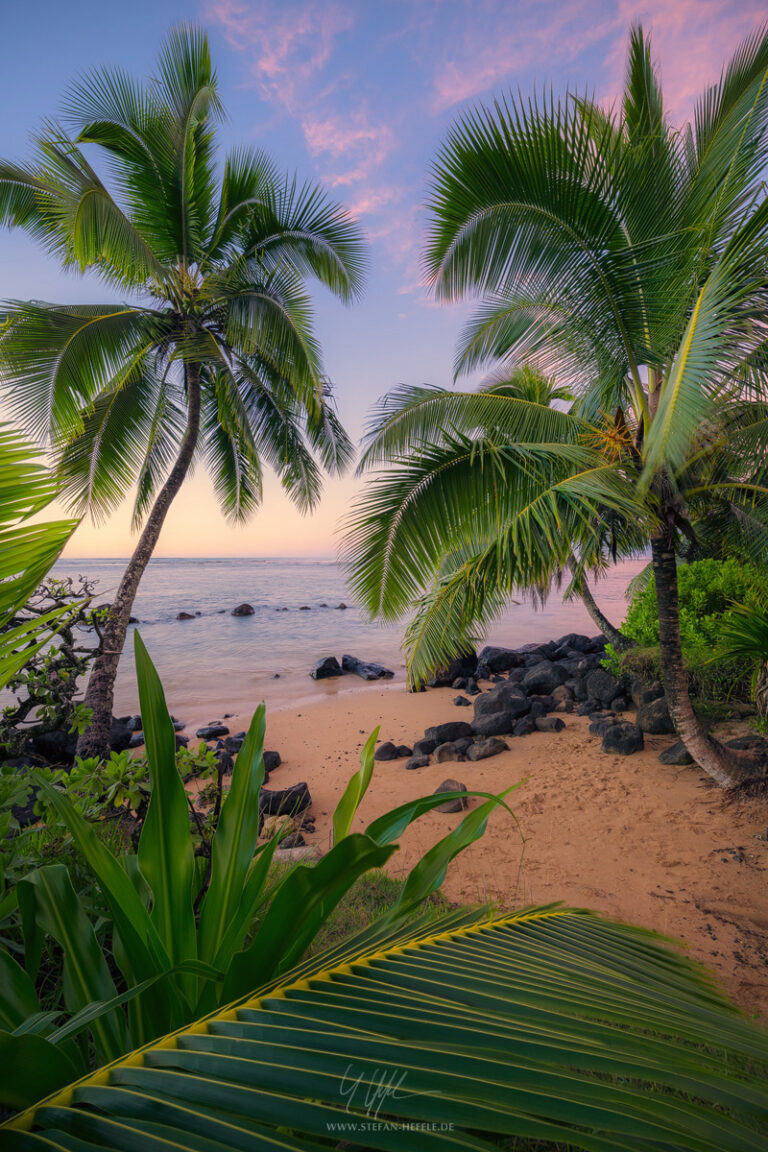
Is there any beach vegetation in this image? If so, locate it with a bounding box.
[714,599,768,722]
[346,25,768,788]
[0,25,365,760]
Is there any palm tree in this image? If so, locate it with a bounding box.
[0,26,365,758]
[345,26,768,788]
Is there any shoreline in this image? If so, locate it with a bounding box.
[178,678,768,1020]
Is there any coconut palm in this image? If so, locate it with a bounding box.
[0,26,365,757]
[345,26,768,788]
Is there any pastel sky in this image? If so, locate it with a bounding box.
[1,0,764,557]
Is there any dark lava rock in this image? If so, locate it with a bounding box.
[602,723,644,755]
[108,717,134,753]
[427,653,478,688]
[454,696,471,707]
[471,711,516,738]
[342,654,394,681]
[452,677,468,690]
[277,832,306,849]
[196,724,230,740]
[259,781,311,817]
[435,741,463,763]
[552,685,573,706]
[636,696,675,735]
[528,700,546,720]
[374,741,399,761]
[523,661,568,695]
[433,778,469,813]
[585,668,622,708]
[232,603,255,616]
[535,716,565,733]
[224,734,245,754]
[28,728,77,765]
[467,737,508,761]
[128,732,144,749]
[556,633,592,653]
[405,755,430,771]
[177,611,195,620]
[477,645,523,673]
[490,674,505,684]
[610,696,629,713]
[311,656,343,680]
[336,603,347,609]
[299,606,311,611]
[589,716,618,737]
[264,750,282,774]
[175,734,189,750]
[725,734,765,751]
[424,721,473,744]
[630,678,665,709]
[569,677,589,702]
[396,745,413,758]
[466,678,481,695]
[659,741,694,766]
[513,715,537,737]
[576,698,602,716]
[473,682,528,718]
[412,737,437,757]
[172,719,186,732]
[119,714,142,732]
[215,751,235,776]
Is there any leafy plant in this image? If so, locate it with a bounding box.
[713,599,768,721]
[3,906,767,1149]
[0,631,515,1107]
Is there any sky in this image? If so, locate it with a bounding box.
[1,0,765,558]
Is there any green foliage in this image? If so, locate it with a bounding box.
[0,631,515,1108]
[5,907,767,1150]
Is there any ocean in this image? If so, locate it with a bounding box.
[50,555,649,720]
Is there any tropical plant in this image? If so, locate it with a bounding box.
[0,630,514,1107]
[0,25,365,759]
[0,425,79,689]
[3,906,767,1149]
[345,25,768,788]
[714,599,768,721]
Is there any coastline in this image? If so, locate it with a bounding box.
[185,680,768,1020]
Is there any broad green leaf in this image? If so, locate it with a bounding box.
[332,726,378,844]
[365,785,522,845]
[0,948,40,1031]
[0,1031,80,1111]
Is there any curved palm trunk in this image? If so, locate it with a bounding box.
[567,559,631,650]
[651,526,741,789]
[77,364,202,760]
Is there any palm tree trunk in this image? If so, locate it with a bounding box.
[651,524,741,789]
[76,364,202,760]
[567,559,631,650]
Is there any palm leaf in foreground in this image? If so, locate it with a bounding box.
[5,907,767,1151]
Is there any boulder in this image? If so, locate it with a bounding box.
[535,716,565,733]
[231,603,255,616]
[585,668,622,708]
[454,696,471,707]
[396,745,413,758]
[630,678,665,709]
[466,678,481,695]
[589,716,618,737]
[175,734,189,750]
[109,717,134,753]
[412,737,437,757]
[278,832,306,849]
[424,721,473,744]
[473,683,528,718]
[569,676,589,702]
[311,656,343,680]
[28,728,77,765]
[552,685,573,706]
[341,654,394,681]
[433,778,469,813]
[374,741,399,761]
[264,750,281,774]
[452,678,467,690]
[528,700,546,719]
[434,741,463,763]
[513,715,536,737]
[119,714,142,732]
[602,723,644,755]
[336,602,348,610]
[176,611,195,620]
[405,754,430,771]
[659,740,694,766]
[523,661,568,695]
[259,781,311,817]
[725,733,765,751]
[610,696,629,713]
[636,696,675,735]
[128,732,144,749]
[196,724,230,740]
[427,653,478,688]
[467,737,508,761]
[471,711,517,738]
[576,698,602,716]
[477,646,523,673]
[224,734,245,754]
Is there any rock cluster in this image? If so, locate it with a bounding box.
[310,654,394,681]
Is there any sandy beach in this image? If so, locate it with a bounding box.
[191,680,768,1020]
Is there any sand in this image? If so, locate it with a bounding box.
[191,682,768,1019]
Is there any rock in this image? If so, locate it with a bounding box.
[513,715,536,737]
[128,616,139,624]
[277,845,323,862]
[175,734,189,750]
[636,696,675,735]
[311,656,344,680]
[576,698,602,716]
[176,611,195,620]
[556,633,592,653]
[630,678,665,709]
[602,723,644,755]
[659,741,694,765]
[452,678,468,690]
[466,678,480,695]
[261,815,295,841]
[534,716,565,733]
[471,711,517,738]
[224,734,245,754]
[231,603,255,616]
[264,750,281,774]
[109,717,133,753]
[473,683,528,718]
[589,716,618,737]
[278,832,306,849]
[128,732,144,749]
[433,778,469,813]
[299,606,311,611]
[523,661,568,695]
[374,741,399,761]
[569,676,589,702]
[467,737,508,761]
[725,733,765,751]
[435,741,462,763]
[196,724,230,740]
[427,653,478,687]
[551,685,573,706]
[585,668,622,708]
[424,721,473,744]
[341,654,394,680]
[477,646,523,673]
[396,745,413,758]
[119,714,142,733]
[405,755,430,771]
[412,737,437,757]
[610,696,629,712]
[259,782,311,817]
[336,603,348,610]
[454,696,471,707]
[172,719,186,732]
[528,700,546,719]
